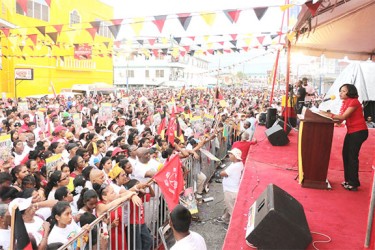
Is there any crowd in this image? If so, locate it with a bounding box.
[0,86,265,250]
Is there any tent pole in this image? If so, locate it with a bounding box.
[269,51,280,107]
[365,165,375,248]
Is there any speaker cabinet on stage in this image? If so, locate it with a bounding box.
[245,184,312,250]
[273,118,291,135]
[265,125,289,146]
[266,108,277,128]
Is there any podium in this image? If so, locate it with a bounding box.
[298,108,336,189]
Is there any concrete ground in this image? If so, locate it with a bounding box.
[190,164,229,250]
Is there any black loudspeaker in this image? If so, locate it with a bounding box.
[266,108,277,128]
[258,112,266,126]
[273,118,291,135]
[246,184,312,250]
[265,125,289,146]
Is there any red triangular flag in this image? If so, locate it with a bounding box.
[153,15,167,33]
[223,9,241,23]
[152,49,159,57]
[27,34,38,46]
[16,0,28,14]
[53,24,63,35]
[230,34,237,40]
[0,28,10,37]
[257,36,265,45]
[242,46,249,52]
[180,51,186,57]
[306,0,322,16]
[111,19,123,25]
[114,41,121,48]
[153,155,184,210]
[188,36,195,41]
[148,39,156,46]
[218,41,224,46]
[183,46,190,52]
[86,27,97,40]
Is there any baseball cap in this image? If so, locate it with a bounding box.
[228,148,242,161]
[54,125,67,134]
[111,147,125,157]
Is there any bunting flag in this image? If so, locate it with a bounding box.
[229,40,237,47]
[242,46,249,52]
[148,39,156,45]
[280,4,294,12]
[36,26,46,35]
[200,12,216,26]
[108,25,121,39]
[27,34,38,46]
[180,51,186,57]
[257,36,265,45]
[45,0,51,7]
[28,45,34,51]
[114,41,121,48]
[19,45,24,51]
[306,0,322,16]
[174,37,181,44]
[153,155,184,211]
[230,34,237,40]
[152,49,159,57]
[103,41,110,48]
[183,45,190,51]
[0,28,10,37]
[253,7,268,21]
[188,36,195,41]
[90,21,101,29]
[136,40,143,46]
[86,27,97,40]
[53,24,63,35]
[130,17,145,36]
[270,34,279,40]
[16,0,28,14]
[177,13,192,31]
[223,9,241,23]
[46,32,58,44]
[287,31,296,42]
[161,48,168,55]
[111,19,123,25]
[153,15,167,33]
[59,56,64,62]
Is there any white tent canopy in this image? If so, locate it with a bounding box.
[292,0,375,61]
[319,62,375,113]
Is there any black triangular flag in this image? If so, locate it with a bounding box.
[254,7,268,21]
[174,37,181,44]
[108,25,121,39]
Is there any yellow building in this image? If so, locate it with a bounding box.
[0,0,115,98]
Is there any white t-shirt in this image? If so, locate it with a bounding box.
[133,160,157,183]
[170,231,207,250]
[0,229,10,250]
[48,220,81,246]
[222,161,244,193]
[35,207,52,221]
[25,216,45,246]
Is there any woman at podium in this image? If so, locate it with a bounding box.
[321,84,368,191]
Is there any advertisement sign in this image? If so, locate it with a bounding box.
[15,68,34,80]
[74,44,92,60]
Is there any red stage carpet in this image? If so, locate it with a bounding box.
[223,126,375,250]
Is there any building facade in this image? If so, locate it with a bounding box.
[0,0,114,98]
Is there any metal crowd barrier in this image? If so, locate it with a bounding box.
[58,124,240,250]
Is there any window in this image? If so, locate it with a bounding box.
[97,19,112,39]
[70,10,81,26]
[16,0,49,21]
[156,70,164,78]
[145,70,149,78]
[127,70,134,78]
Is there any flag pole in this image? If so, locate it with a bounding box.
[10,205,17,250]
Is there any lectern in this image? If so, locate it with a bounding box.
[298,108,336,189]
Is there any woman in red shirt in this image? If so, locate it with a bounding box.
[325,84,368,191]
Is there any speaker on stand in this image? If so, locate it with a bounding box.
[273,118,292,135]
[266,108,277,128]
[246,184,312,250]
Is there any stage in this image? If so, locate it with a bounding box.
[223,125,375,250]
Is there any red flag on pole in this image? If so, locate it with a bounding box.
[153,155,184,210]
[215,87,224,100]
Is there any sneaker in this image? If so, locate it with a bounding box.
[215,179,222,183]
[215,217,225,223]
[204,184,210,193]
[196,193,203,199]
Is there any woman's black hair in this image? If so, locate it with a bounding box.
[10,130,19,142]
[72,175,86,196]
[47,242,64,250]
[124,179,139,190]
[21,174,36,190]
[98,157,111,171]
[138,137,149,147]
[118,158,130,169]
[79,212,98,249]
[82,166,93,180]
[340,83,359,98]
[77,188,98,210]
[68,155,81,173]
[0,186,19,202]
[112,136,124,147]
[45,170,62,198]
[54,186,69,201]
[11,164,25,183]
[49,201,71,230]
[127,133,136,145]
[105,150,113,158]
[93,183,109,201]
[48,142,60,153]
[41,150,53,160]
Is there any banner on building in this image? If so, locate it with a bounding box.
[74,44,92,60]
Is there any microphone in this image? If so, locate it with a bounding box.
[322,95,336,102]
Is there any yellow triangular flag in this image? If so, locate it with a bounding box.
[244,38,252,46]
[287,31,296,42]
[161,37,168,45]
[280,4,294,12]
[200,12,216,26]
[203,35,210,42]
[171,47,179,57]
[130,17,145,36]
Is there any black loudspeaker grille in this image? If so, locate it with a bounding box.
[265,125,289,146]
[273,118,291,135]
[266,108,277,128]
[246,184,312,250]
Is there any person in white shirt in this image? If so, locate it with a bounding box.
[217,148,244,224]
[0,204,11,250]
[170,204,207,250]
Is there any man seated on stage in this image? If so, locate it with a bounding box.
[216,148,244,225]
[170,204,207,250]
[231,132,257,164]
